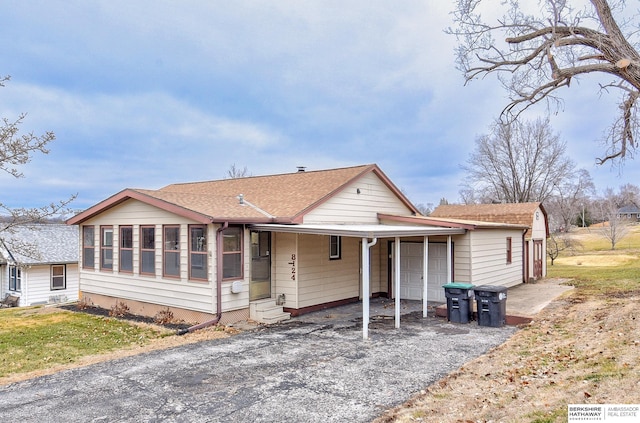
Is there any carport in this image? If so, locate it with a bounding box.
[251,224,466,339]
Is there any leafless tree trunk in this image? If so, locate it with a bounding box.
[225,163,251,179]
[593,187,632,249]
[545,168,595,231]
[460,117,576,203]
[449,0,640,164]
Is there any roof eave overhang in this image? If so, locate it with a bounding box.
[66,189,214,225]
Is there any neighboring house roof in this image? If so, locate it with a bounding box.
[68,164,419,225]
[618,205,640,214]
[0,224,79,265]
[430,202,549,237]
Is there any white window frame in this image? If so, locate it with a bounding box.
[329,235,342,260]
[9,265,21,292]
[51,264,66,290]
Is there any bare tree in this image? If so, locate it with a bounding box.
[593,187,631,249]
[225,163,251,179]
[0,75,75,257]
[460,117,575,203]
[547,232,583,265]
[545,168,595,231]
[449,0,640,164]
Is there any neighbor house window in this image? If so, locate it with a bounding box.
[51,265,66,290]
[329,235,341,260]
[189,225,208,280]
[100,226,114,270]
[506,237,512,264]
[9,265,21,291]
[82,226,95,269]
[163,225,180,278]
[222,226,242,279]
[140,226,156,275]
[119,226,133,273]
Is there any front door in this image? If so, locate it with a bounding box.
[533,239,543,279]
[250,231,271,301]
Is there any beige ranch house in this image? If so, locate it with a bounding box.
[67,164,536,338]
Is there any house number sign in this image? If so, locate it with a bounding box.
[289,254,296,280]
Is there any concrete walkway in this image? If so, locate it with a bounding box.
[435,277,574,324]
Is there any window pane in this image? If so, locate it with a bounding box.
[83,248,95,268]
[164,227,179,250]
[102,228,113,247]
[141,251,155,274]
[190,226,206,252]
[190,254,207,279]
[223,227,241,252]
[101,248,113,269]
[164,251,180,276]
[83,227,94,246]
[223,253,242,278]
[120,227,133,248]
[142,227,155,249]
[120,250,133,272]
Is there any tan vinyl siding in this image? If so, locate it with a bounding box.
[80,271,214,313]
[468,230,523,287]
[297,234,360,308]
[79,199,218,314]
[450,234,471,283]
[302,173,413,224]
[272,232,299,309]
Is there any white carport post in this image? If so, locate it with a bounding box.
[447,235,452,284]
[423,236,429,318]
[394,236,401,329]
[362,237,377,340]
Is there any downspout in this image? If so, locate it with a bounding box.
[177,221,228,335]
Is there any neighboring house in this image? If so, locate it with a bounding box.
[430,202,549,282]
[67,164,530,337]
[617,205,640,221]
[0,224,79,307]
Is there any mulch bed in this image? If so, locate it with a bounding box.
[58,304,191,331]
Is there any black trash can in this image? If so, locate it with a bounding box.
[474,285,507,327]
[442,283,475,324]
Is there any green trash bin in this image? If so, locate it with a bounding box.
[474,285,507,327]
[442,283,475,324]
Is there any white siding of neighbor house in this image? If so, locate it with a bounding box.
[297,234,361,308]
[467,229,523,288]
[23,264,79,306]
[78,199,219,314]
[302,173,413,224]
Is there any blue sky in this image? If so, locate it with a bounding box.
[0,1,635,213]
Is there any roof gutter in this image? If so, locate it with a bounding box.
[177,221,227,335]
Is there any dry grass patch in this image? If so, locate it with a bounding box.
[0,306,236,385]
[555,254,637,267]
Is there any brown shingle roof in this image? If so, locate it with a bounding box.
[430,203,548,237]
[68,164,417,224]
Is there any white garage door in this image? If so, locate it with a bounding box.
[393,242,448,302]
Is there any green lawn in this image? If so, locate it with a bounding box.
[0,307,164,378]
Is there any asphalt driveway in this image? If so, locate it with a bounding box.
[0,300,516,422]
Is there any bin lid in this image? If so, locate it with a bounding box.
[474,285,507,293]
[442,282,475,289]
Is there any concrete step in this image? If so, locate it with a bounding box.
[250,299,291,324]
